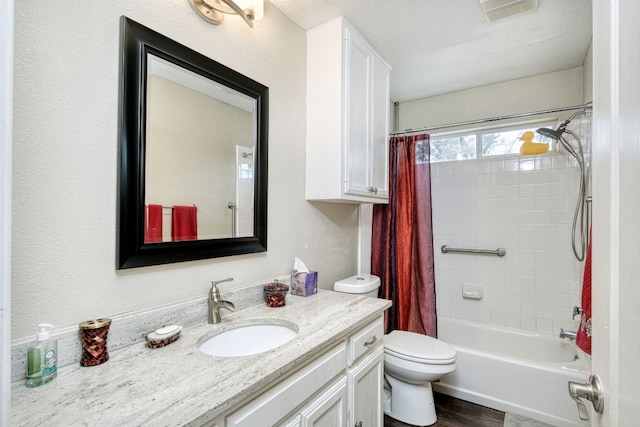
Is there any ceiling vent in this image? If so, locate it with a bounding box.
[479,0,539,22]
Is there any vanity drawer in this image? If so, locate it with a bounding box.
[348,317,384,366]
[225,343,346,427]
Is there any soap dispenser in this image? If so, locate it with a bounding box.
[26,323,58,388]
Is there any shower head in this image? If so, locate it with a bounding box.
[537,108,591,263]
[536,109,589,141]
[536,127,564,140]
[537,124,583,163]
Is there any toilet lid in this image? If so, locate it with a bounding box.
[384,330,456,364]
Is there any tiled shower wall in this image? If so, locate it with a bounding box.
[431,119,590,335]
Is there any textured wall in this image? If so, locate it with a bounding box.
[12,1,359,340]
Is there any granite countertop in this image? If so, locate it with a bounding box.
[11,290,390,426]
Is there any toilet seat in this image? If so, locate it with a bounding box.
[384,330,456,365]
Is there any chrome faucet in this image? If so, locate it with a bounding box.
[559,329,577,340]
[572,306,583,319]
[208,278,235,324]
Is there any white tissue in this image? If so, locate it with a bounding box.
[293,257,310,273]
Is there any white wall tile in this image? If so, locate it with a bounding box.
[432,154,585,335]
[476,160,492,174]
[504,159,519,172]
[536,318,553,334]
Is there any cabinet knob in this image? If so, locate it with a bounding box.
[355,422,363,427]
[368,187,378,194]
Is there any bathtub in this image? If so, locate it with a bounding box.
[432,317,591,427]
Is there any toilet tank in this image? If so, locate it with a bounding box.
[334,274,381,298]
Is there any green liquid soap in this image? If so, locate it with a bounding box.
[26,347,42,388]
[25,323,57,388]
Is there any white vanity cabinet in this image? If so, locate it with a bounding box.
[283,378,348,427]
[215,316,384,427]
[306,17,391,204]
[347,318,385,427]
[224,344,346,427]
[349,347,384,427]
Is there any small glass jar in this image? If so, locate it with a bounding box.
[263,280,289,307]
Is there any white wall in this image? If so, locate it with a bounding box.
[583,40,593,103]
[398,67,585,132]
[398,68,588,334]
[11,1,359,340]
[1,0,14,421]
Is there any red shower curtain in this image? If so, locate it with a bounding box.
[372,134,437,337]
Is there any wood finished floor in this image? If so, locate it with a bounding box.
[384,392,505,427]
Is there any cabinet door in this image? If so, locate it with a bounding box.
[349,346,384,427]
[344,26,372,197]
[226,344,346,427]
[369,55,390,199]
[299,378,348,427]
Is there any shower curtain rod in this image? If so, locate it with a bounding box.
[390,102,592,136]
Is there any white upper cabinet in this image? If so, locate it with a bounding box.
[306,17,391,203]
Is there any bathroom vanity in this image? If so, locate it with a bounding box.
[218,316,384,427]
[10,290,390,426]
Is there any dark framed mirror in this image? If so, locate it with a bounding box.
[118,17,268,269]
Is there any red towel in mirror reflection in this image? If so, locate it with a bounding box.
[144,204,163,243]
[576,227,592,355]
[172,205,198,241]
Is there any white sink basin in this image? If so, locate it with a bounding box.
[198,319,298,357]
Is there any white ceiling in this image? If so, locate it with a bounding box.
[268,0,592,102]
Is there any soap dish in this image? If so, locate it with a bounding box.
[146,325,183,349]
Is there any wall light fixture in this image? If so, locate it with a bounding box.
[190,0,264,28]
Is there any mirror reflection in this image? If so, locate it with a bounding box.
[145,54,256,242]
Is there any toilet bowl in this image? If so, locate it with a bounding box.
[334,274,457,427]
[383,330,456,426]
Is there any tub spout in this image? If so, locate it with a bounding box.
[559,329,577,340]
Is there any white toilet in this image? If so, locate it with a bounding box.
[334,274,457,426]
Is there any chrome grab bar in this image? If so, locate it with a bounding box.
[441,245,506,257]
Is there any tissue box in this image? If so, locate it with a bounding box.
[290,270,318,297]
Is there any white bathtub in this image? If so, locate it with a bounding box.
[432,317,591,427]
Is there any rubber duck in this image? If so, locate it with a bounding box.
[519,130,549,155]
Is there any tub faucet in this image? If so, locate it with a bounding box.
[572,306,583,319]
[208,278,235,324]
[559,329,577,340]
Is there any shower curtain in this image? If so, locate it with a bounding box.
[372,134,437,337]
